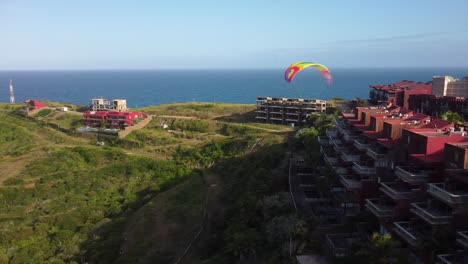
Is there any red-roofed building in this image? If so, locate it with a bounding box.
[369,80,432,107]
[24,99,46,110]
[320,80,468,261]
[82,111,147,128]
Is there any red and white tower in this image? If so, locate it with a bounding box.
[9,79,15,104]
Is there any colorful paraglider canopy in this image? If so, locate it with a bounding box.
[284,61,333,85]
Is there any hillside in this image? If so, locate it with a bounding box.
[0,102,298,264]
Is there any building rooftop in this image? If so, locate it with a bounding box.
[446,141,468,150]
[369,80,431,93]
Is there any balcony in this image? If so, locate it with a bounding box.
[395,166,431,184]
[456,231,468,249]
[436,254,465,264]
[341,151,361,163]
[428,183,468,205]
[366,198,394,218]
[353,139,371,150]
[333,144,346,153]
[330,138,343,146]
[393,221,420,247]
[326,233,361,257]
[334,119,346,127]
[352,162,376,176]
[340,175,362,190]
[380,182,418,200]
[410,202,452,225]
[318,136,330,146]
[334,167,349,175]
[366,148,389,160]
[343,131,359,143]
[324,153,339,166]
[326,129,338,139]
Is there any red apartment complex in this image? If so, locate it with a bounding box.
[317,81,468,263]
[83,111,146,128]
[369,80,432,109]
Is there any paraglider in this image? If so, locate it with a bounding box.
[284,61,333,85]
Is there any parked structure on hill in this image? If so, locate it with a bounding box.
[91,98,127,112]
[255,97,327,127]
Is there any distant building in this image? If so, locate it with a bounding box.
[432,76,468,97]
[408,94,468,120]
[255,97,327,126]
[91,98,127,112]
[369,80,432,108]
[24,99,46,111]
[56,107,69,112]
[83,111,146,128]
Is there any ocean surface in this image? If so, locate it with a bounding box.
[0,68,467,107]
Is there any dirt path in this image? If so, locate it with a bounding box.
[159,115,199,120]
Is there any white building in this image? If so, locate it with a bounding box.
[91,98,127,112]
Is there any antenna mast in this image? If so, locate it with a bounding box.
[9,79,15,104]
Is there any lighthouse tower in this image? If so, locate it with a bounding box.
[9,79,15,104]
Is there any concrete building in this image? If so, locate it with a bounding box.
[91,98,127,112]
[255,97,326,127]
[433,76,468,97]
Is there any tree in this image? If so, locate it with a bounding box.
[304,113,335,135]
[295,127,319,147]
[356,233,406,264]
[225,225,260,260]
[440,111,464,125]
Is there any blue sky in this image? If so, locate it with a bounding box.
[1,0,468,69]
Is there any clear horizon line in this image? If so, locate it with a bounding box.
[1,66,468,71]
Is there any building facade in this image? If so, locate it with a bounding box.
[255,97,327,127]
[408,94,468,120]
[83,111,145,128]
[91,98,127,112]
[433,76,468,97]
[369,80,432,108]
[316,98,468,262]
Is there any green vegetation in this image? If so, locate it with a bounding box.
[0,119,35,156]
[172,119,210,133]
[354,233,407,264]
[440,110,464,124]
[0,102,296,263]
[139,102,255,119]
[35,108,53,118]
[0,147,192,264]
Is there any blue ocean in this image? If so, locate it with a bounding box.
[0,68,467,107]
